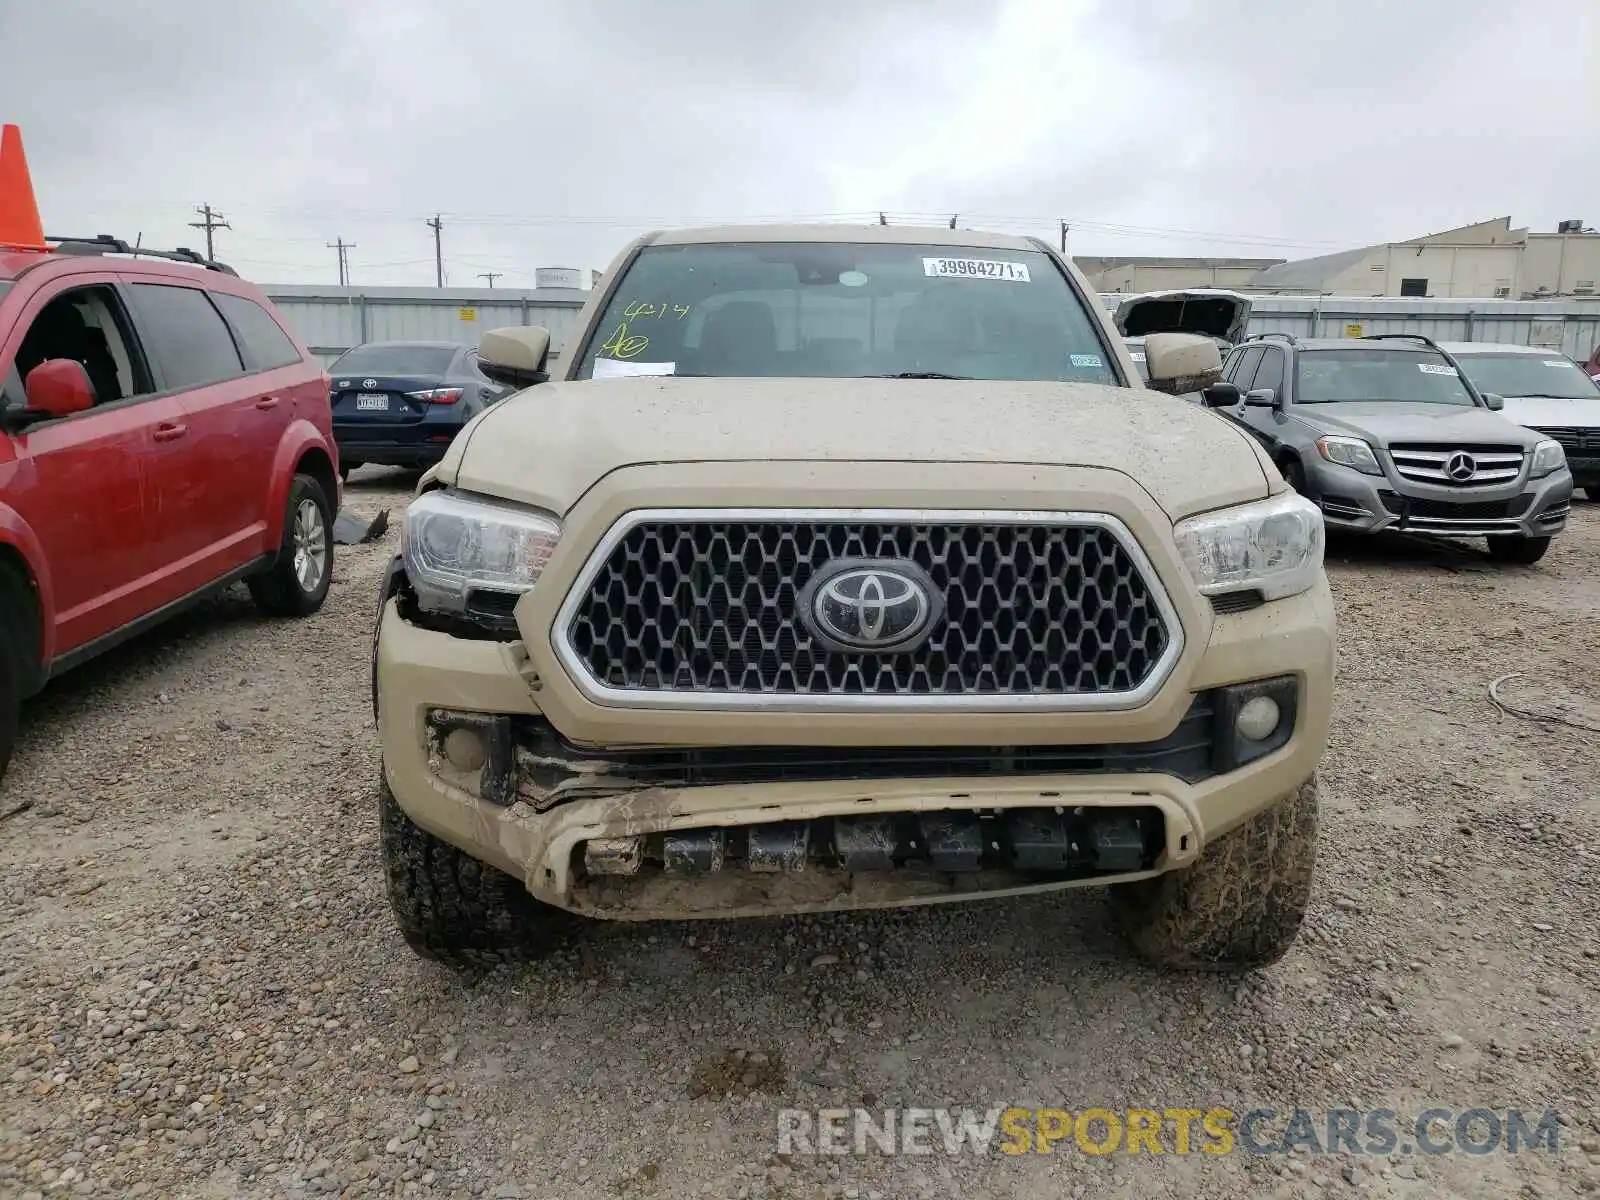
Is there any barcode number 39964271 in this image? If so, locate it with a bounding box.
[922,257,1032,282]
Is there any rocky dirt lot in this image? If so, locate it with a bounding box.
[2,472,1597,1200]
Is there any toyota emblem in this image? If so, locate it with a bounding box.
[799,559,941,653]
[1445,451,1477,482]
[362,378,378,389]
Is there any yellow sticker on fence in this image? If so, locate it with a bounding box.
[459,307,478,322]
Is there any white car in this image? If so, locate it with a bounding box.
[1444,341,1600,501]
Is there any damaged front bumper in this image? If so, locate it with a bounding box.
[373,566,1333,920]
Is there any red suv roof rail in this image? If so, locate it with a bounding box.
[0,124,49,254]
[45,233,239,276]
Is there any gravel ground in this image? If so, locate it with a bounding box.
[2,470,1598,1200]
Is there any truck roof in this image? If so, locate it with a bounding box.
[645,224,1046,250]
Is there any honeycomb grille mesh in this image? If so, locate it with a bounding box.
[564,519,1172,698]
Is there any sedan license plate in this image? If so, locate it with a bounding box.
[355,393,389,411]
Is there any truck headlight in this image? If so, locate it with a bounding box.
[1315,434,1382,476]
[400,489,562,614]
[1174,491,1325,602]
[1529,439,1566,478]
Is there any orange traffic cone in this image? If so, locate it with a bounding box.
[0,124,48,254]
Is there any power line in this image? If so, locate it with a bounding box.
[188,204,230,260]
[425,214,444,287]
[135,195,1356,251]
[326,236,355,286]
[477,271,502,288]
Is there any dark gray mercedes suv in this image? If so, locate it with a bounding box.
[1211,333,1571,564]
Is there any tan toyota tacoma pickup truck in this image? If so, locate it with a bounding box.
[371,225,1334,975]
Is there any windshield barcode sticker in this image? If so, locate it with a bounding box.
[1417,363,1458,376]
[922,257,1031,282]
[1069,354,1104,367]
[593,357,676,379]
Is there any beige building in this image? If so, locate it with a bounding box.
[1249,217,1600,299]
[1074,256,1283,293]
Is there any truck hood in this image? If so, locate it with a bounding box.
[444,377,1272,520]
[1113,289,1252,345]
[1290,402,1542,447]
[1498,395,1600,429]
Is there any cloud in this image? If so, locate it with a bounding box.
[3,0,1596,285]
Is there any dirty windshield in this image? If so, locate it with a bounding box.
[574,242,1120,385]
[1295,349,1477,405]
[1455,352,1600,400]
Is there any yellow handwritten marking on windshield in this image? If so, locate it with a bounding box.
[622,300,692,321]
[600,321,650,359]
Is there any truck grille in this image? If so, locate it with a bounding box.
[555,510,1180,708]
[1530,427,1600,452]
[1388,443,1524,486]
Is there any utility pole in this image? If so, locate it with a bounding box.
[948,213,958,229]
[1059,219,1069,254]
[425,214,444,287]
[477,271,502,288]
[878,211,887,226]
[327,237,354,286]
[189,204,230,260]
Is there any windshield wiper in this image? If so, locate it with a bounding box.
[865,372,973,380]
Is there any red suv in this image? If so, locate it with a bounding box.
[0,234,340,782]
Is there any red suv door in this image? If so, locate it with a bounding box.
[121,277,264,589]
[0,277,185,657]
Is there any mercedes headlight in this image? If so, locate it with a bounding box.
[1529,439,1566,479]
[400,489,562,613]
[1315,435,1382,476]
[1175,491,1325,602]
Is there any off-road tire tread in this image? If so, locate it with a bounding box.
[248,474,333,617]
[1113,776,1318,972]
[1485,535,1550,565]
[378,774,565,973]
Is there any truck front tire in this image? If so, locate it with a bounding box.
[378,773,568,974]
[1112,776,1318,971]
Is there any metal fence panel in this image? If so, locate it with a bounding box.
[265,286,1600,368]
[262,285,590,366]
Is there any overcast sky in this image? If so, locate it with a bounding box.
[4,0,1597,288]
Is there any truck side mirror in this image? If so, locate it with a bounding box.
[1143,332,1222,386]
[478,326,551,388]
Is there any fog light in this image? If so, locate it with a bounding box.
[1236,695,1281,742]
[442,727,487,772]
